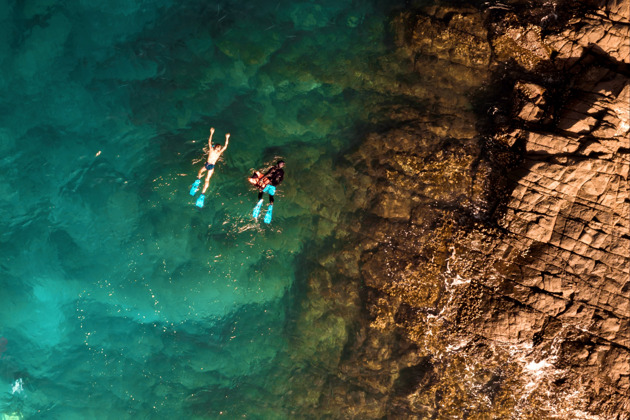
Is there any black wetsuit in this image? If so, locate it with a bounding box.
[258,165,284,203]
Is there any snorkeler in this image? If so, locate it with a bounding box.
[190,127,230,208]
[249,160,285,223]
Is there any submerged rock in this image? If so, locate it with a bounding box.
[492,23,552,71]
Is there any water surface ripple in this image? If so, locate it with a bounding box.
[0,0,414,418]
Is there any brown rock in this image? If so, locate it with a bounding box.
[449,12,630,417]
[492,24,552,70]
[316,1,630,418]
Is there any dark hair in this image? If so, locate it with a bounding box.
[277,160,285,166]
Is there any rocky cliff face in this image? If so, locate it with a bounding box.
[453,1,629,415]
[307,0,629,418]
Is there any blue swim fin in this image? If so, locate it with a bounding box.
[190,179,201,196]
[264,204,273,224]
[195,194,205,208]
[252,199,263,219]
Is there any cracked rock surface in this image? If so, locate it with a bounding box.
[454,1,630,416]
[313,0,629,418]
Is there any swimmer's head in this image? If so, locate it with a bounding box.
[213,144,222,150]
[277,160,285,168]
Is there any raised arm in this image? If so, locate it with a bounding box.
[208,127,215,149]
[221,133,230,154]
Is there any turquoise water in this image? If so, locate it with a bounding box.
[0,0,408,418]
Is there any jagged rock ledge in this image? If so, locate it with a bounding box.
[308,0,629,418]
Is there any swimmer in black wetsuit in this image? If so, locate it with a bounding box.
[190,127,230,207]
[250,160,285,222]
[249,160,284,203]
[260,160,284,203]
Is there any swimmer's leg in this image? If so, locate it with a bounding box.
[201,169,214,194]
[252,199,264,219]
[263,204,273,224]
[191,165,207,195]
[190,179,201,196]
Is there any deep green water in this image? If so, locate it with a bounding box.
[0,0,410,418]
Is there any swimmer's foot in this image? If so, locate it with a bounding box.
[252,199,263,219]
[195,194,205,208]
[190,179,201,196]
[263,204,273,224]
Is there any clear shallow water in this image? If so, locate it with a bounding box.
[0,0,407,418]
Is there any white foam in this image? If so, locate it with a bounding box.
[524,359,552,375]
[450,275,470,286]
[10,378,23,395]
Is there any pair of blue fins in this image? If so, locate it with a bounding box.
[189,179,274,224]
